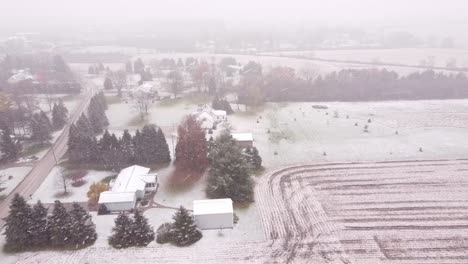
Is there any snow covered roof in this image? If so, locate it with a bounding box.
[131,81,159,95]
[98,191,136,204]
[111,165,157,193]
[7,69,35,84]
[193,198,233,215]
[231,132,253,142]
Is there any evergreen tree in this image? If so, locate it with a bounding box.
[3,194,32,252]
[134,58,145,74]
[212,96,233,115]
[120,129,135,164]
[48,200,72,247]
[76,113,94,138]
[30,200,49,248]
[245,147,262,171]
[52,55,69,73]
[131,210,155,247]
[0,128,20,162]
[88,66,95,75]
[109,212,134,249]
[125,60,133,73]
[156,127,171,163]
[69,203,97,248]
[98,62,105,72]
[100,131,125,171]
[52,100,68,130]
[88,96,109,134]
[68,117,99,164]
[104,77,113,90]
[133,129,144,164]
[171,206,202,246]
[30,111,52,145]
[206,133,254,203]
[175,116,208,172]
[138,125,171,164]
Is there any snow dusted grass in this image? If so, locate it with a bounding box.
[0,167,32,198]
[229,99,468,168]
[30,167,115,204]
[264,48,468,69]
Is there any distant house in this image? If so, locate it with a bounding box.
[192,104,227,130]
[129,81,159,99]
[193,198,234,230]
[7,69,36,84]
[231,132,254,148]
[98,165,158,212]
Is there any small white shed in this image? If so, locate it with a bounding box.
[193,198,234,230]
[98,191,137,212]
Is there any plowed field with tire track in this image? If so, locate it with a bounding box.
[14,158,468,263]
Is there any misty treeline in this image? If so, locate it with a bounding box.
[236,62,468,104]
[0,54,81,94]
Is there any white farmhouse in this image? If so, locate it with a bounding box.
[129,81,159,99]
[7,69,36,84]
[192,104,227,130]
[193,198,234,230]
[98,165,158,212]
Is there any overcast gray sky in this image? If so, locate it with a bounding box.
[2,0,468,26]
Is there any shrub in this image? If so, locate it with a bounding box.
[156,223,173,244]
[87,182,109,207]
[98,204,110,215]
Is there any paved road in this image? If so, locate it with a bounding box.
[0,77,98,226]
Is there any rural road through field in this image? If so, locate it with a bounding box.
[0,77,98,227]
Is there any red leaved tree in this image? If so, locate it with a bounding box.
[172,115,208,185]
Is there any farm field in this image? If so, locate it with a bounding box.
[261,48,468,69]
[10,158,468,263]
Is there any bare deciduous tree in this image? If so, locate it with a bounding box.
[167,70,184,99]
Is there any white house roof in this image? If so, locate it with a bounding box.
[231,132,253,142]
[111,165,156,193]
[7,69,35,84]
[193,198,233,215]
[98,191,136,204]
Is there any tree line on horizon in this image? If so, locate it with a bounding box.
[237,62,468,106]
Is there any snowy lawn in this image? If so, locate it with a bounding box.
[0,167,32,198]
[228,100,468,168]
[30,167,115,204]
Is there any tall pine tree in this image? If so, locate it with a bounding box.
[69,203,97,248]
[131,210,155,247]
[47,200,73,247]
[108,212,134,249]
[52,99,68,130]
[206,133,254,203]
[88,96,109,134]
[30,111,52,145]
[120,129,135,164]
[171,206,202,246]
[30,200,49,248]
[0,128,20,162]
[3,194,32,252]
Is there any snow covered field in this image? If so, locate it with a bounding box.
[30,167,114,204]
[262,48,468,69]
[229,99,468,167]
[0,167,32,198]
